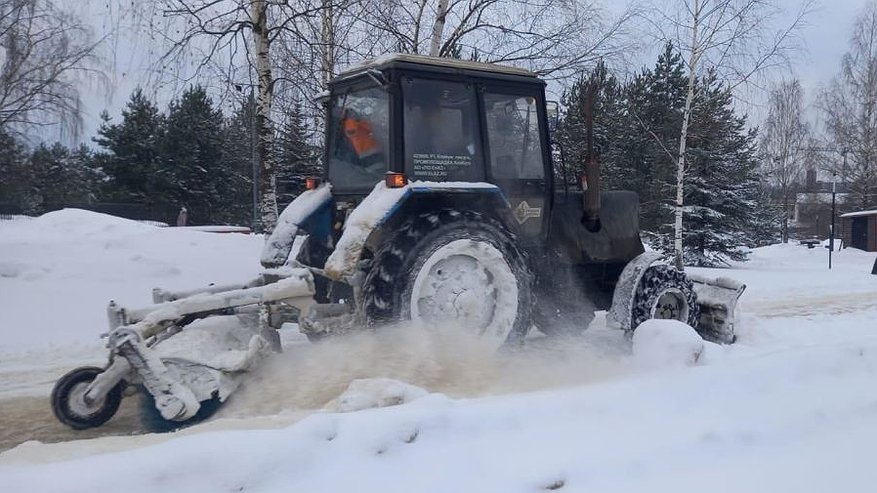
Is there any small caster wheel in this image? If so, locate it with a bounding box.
[51,366,124,429]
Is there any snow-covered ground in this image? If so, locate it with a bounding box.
[2,210,877,492]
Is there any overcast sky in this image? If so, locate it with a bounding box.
[67,0,872,145]
[782,0,870,123]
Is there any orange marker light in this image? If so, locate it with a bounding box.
[385,172,408,188]
[305,177,322,190]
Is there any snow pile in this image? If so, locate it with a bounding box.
[328,378,429,412]
[11,208,156,240]
[0,208,263,361]
[632,319,705,368]
[631,320,728,370]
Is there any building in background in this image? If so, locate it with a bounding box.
[840,210,877,251]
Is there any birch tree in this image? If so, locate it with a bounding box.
[760,78,809,243]
[364,0,637,80]
[652,0,810,269]
[156,0,337,231]
[820,1,877,210]
[0,0,102,138]
[428,0,449,56]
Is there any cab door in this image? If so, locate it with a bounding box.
[480,87,551,243]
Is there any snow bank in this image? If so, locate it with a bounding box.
[0,209,264,358]
[631,319,728,370]
[3,208,155,241]
[3,217,877,492]
[632,319,705,368]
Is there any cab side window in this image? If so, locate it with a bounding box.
[484,93,545,180]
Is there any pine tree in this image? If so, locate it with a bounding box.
[556,61,626,193]
[161,85,227,224]
[223,95,260,227]
[626,43,689,233]
[24,143,102,214]
[94,89,167,205]
[0,128,28,210]
[276,101,321,207]
[558,44,776,265]
[657,70,767,266]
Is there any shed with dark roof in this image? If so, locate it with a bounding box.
[841,210,877,251]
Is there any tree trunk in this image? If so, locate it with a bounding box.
[674,0,702,271]
[781,194,790,243]
[429,0,450,56]
[251,0,278,232]
[320,0,335,88]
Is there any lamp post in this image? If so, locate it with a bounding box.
[830,170,836,270]
[800,146,848,270]
[828,150,849,270]
[234,82,260,232]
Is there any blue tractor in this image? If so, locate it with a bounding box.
[51,54,744,431]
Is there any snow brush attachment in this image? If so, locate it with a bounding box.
[51,267,318,430]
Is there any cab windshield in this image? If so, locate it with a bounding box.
[327,86,389,191]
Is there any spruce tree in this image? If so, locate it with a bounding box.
[94,89,167,205]
[556,61,626,193]
[558,44,777,265]
[223,95,260,227]
[162,85,227,224]
[23,143,101,214]
[626,43,689,233]
[276,101,320,207]
[0,128,28,210]
[658,70,767,266]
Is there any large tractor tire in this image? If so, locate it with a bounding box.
[362,209,533,347]
[630,264,700,331]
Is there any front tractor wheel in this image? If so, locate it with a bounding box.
[362,210,533,347]
[51,366,124,430]
[630,265,700,331]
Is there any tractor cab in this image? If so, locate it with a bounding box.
[324,54,552,240]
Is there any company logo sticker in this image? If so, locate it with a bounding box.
[513,200,542,225]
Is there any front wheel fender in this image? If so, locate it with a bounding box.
[606,251,665,330]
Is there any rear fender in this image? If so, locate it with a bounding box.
[323,181,508,280]
[261,184,333,268]
[549,190,645,265]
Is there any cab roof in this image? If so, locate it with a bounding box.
[334,53,539,83]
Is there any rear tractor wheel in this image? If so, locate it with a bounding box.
[362,209,533,348]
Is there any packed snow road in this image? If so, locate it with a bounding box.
[2,210,877,493]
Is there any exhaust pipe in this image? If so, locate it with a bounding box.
[582,77,601,232]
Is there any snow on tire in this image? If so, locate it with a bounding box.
[630,265,699,332]
[361,209,533,347]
